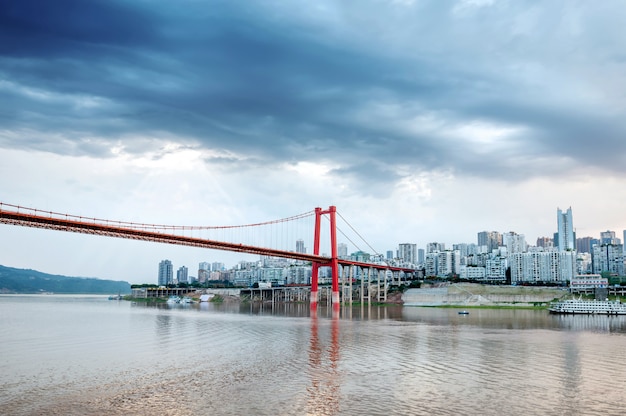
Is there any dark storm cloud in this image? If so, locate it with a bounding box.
[0,0,436,168]
[2,0,626,187]
[0,0,158,56]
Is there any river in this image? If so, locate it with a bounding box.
[1,295,625,415]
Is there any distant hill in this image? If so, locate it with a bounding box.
[0,265,131,294]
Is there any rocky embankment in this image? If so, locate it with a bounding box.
[402,283,568,307]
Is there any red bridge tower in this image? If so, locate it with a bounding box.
[310,206,340,307]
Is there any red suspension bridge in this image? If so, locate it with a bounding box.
[0,202,416,305]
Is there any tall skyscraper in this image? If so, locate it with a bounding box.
[556,207,575,251]
[158,259,173,286]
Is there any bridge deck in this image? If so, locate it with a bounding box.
[0,205,415,275]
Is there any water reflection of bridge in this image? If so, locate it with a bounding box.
[307,310,340,415]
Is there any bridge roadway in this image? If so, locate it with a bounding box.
[0,206,415,276]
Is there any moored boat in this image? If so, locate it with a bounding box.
[548,297,626,315]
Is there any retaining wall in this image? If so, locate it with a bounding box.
[403,284,567,306]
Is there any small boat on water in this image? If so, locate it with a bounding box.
[458,311,469,315]
[548,297,626,315]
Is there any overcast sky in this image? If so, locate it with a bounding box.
[2,0,626,284]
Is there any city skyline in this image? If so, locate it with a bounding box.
[2,1,626,284]
[151,206,623,285]
[2,196,625,285]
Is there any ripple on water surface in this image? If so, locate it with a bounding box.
[2,297,626,415]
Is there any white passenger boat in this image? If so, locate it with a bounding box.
[548,297,626,315]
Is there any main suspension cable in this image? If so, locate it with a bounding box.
[0,202,316,232]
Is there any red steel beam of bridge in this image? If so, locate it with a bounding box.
[0,203,415,275]
[0,208,329,263]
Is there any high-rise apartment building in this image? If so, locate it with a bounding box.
[600,230,620,245]
[510,252,575,284]
[485,257,507,281]
[575,237,594,254]
[592,244,625,276]
[197,262,211,283]
[424,252,438,276]
[556,207,575,251]
[426,242,445,253]
[503,231,527,254]
[338,243,348,258]
[287,265,311,285]
[435,250,460,277]
[398,243,417,265]
[477,231,502,252]
[296,239,306,254]
[177,266,188,283]
[158,259,173,286]
[453,244,467,257]
[536,237,554,249]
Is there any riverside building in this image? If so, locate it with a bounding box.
[509,251,576,284]
[570,275,608,294]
